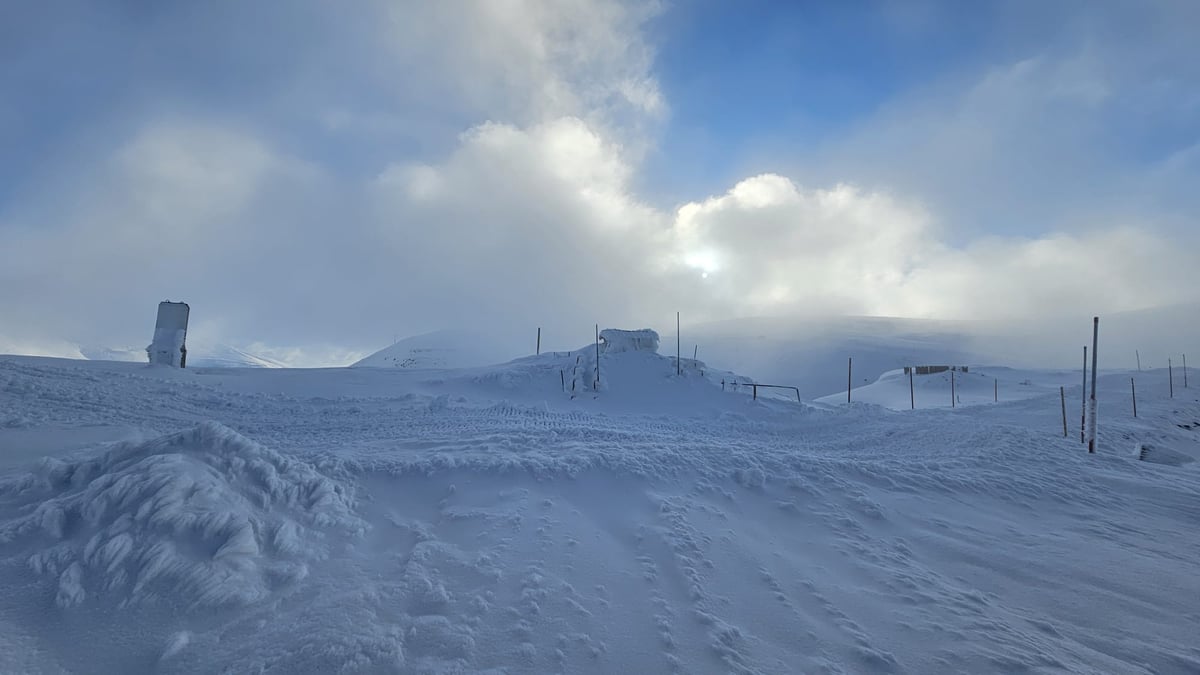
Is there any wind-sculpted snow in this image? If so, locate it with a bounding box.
[0,421,363,610]
[0,354,1198,673]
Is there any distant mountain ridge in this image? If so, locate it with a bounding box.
[78,343,286,368]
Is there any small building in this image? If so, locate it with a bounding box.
[904,365,968,375]
[147,301,190,367]
[599,328,659,354]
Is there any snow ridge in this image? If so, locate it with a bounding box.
[0,421,362,609]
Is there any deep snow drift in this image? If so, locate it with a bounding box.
[1,339,1198,673]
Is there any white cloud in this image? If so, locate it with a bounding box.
[664,175,1193,321]
[366,0,665,140]
[2,1,1198,364]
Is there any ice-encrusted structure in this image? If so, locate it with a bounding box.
[147,301,190,367]
[599,328,659,354]
[0,422,362,609]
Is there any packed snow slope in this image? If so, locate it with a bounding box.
[1,345,1199,674]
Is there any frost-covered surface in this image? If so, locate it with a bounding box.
[0,348,1198,673]
[599,328,660,353]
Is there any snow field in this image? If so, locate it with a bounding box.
[0,350,1198,673]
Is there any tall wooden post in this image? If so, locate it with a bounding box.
[847,358,852,404]
[1088,317,1099,454]
[909,369,915,410]
[1081,346,1087,443]
[1060,386,1067,436]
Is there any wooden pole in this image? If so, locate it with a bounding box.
[994,378,998,402]
[1169,358,1174,398]
[909,369,915,410]
[951,369,956,408]
[1060,386,1067,436]
[1131,378,1137,418]
[693,345,698,361]
[847,357,852,404]
[1136,350,1141,372]
[1088,317,1099,454]
[1081,346,1087,443]
[536,327,541,356]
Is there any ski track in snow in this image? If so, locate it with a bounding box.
[1,354,1199,674]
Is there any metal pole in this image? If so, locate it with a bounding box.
[994,378,998,402]
[595,324,600,387]
[1169,358,1174,398]
[1184,354,1188,388]
[1081,346,1087,443]
[909,369,915,410]
[951,369,956,408]
[1060,386,1067,436]
[536,327,541,356]
[1136,350,1141,372]
[1088,317,1099,454]
[693,345,698,361]
[847,357,852,404]
[1131,378,1137,418]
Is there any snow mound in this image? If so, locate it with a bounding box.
[0,422,362,609]
[353,329,519,369]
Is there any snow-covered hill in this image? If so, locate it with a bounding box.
[78,343,287,368]
[0,341,1197,673]
[352,329,524,370]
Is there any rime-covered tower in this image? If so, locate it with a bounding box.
[147,301,190,367]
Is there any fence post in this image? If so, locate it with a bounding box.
[909,369,915,410]
[1060,386,1067,436]
[1087,317,1098,454]
[1081,346,1087,443]
[1131,377,1137,418]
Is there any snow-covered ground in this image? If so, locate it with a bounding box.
[1,343,1198,673]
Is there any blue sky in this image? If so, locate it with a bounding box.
[1,1,1198,363]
